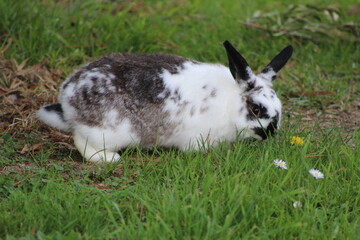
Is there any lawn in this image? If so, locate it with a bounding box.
[0,0,359,239]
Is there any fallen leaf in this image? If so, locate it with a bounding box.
[20,143,44,154]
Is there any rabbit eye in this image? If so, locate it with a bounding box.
[246,98,270,120]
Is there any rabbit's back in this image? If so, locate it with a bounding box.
[60,53,189,123]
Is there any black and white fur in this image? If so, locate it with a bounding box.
[37,41,293,162]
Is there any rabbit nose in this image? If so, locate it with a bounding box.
[253,118,279,140]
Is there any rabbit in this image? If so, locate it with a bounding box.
[37,41,293,162]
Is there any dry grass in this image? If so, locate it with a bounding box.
[284,103,360,133]
[241,4,360,43]
[0,40,68,143]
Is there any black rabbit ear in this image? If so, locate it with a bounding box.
[223,40,253,83]
[261,45,293,81]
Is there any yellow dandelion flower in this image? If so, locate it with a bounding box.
[290,136,304,146]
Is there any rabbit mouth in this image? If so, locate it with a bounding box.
[252,118,279,140]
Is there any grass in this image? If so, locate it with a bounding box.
[0,0,359,239]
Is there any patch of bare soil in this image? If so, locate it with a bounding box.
[284,101,360,133]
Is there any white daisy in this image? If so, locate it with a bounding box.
[273,159,288,170]
[292,201,302,208]
[309,169,324,179]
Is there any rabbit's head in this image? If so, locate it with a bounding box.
[223,41,293,140]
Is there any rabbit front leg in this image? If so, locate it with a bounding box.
[73,132,120,162]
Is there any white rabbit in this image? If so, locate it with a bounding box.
[37,41,293,162]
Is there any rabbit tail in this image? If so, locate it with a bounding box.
[37,103,71,132]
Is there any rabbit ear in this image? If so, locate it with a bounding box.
[223,40,253,83]
[261,45,293,81]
